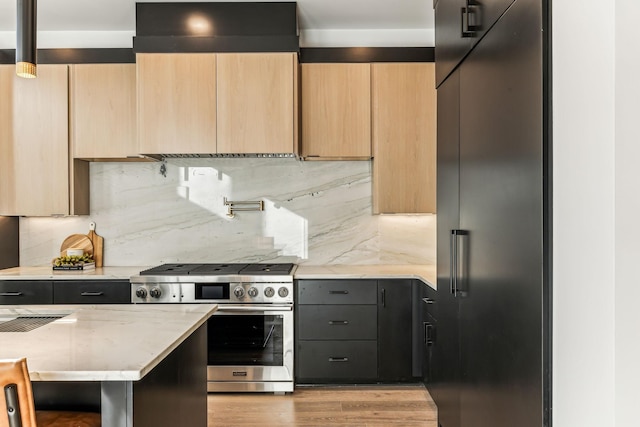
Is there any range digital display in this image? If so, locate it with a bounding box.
[195,283,230,300]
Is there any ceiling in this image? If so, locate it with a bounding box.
[0,0,435,48]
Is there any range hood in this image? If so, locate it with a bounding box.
[134,2,300,160]
[133,2,299,54]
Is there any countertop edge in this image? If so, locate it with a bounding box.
[293,265,436,290]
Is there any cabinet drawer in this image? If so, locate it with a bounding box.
[297,280,377,305]
[53,281,131,304]
[296,340,377,381]
[298,305,377,340]
[0,281,53,304]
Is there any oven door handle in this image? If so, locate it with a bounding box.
[214,305,293,313]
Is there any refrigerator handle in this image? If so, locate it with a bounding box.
[452,229,469,297]
[450,230,457,295]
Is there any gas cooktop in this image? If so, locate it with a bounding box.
[139,263,295,276]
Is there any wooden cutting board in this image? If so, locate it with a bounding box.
[60,234,94,257]
[87,222,104,267]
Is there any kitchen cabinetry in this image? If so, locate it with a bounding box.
[372,63,436,214]
[71,64,142,160]
[53,280,130,304]
[415,280,437,387]
[137,53,217,156]
[0,281,53,305]
[0,65,89,216]
[377,280,413,382]
[432,68,462,427]
[301,63,371,159]
[216,53,298,155]
[434,0,547,426]
[295,279,413,383]
[0,280,130,305]
[434,0,515,87]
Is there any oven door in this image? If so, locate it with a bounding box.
[206,304,293,392]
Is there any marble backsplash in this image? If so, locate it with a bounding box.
[19,159,436,267]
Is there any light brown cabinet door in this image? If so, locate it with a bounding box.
[217,53,296,154]
[0,65,88,216]
[301,63,371,159]
[372,63,437,214]
[137,53,217,155]
[71,64,140,160]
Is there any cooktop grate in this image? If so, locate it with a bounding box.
[0,315,65,333]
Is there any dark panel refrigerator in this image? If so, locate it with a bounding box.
[0,217,19,269]
[432,0,550,426]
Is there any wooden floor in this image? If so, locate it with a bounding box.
[208,384,437,427]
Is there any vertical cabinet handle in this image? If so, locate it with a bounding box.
[460,0,481,38]
[381,288,386,307]
[424,322,435,346]
[451,229,469,297]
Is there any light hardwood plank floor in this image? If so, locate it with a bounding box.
[208,384,437,427]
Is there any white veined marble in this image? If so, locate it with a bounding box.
[0,304,216,381]
[19,159,436,267]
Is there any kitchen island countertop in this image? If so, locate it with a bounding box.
[0,304,216,381]
[294,264,436,290]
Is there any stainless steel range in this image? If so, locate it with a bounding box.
[130,263,295,393]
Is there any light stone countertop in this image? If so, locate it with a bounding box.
[294,264,436,290]
[0,265,437,289]
[0,266,150,280]
[0,304,216,382]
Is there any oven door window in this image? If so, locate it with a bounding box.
[207,314,284,366]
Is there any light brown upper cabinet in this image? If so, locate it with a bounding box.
[0,65,89,216]
[137,53,217,155]
[216,53,298,154]
[301,63,371,159]
[71,63,143,160]
[372,63,436,214]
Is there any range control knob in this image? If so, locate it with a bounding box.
[277,287,289,298]
[135,287,148,299]
[247,287,259,298]
[149,287,162,298]
[233,286,245,299]
[264,287,275,298]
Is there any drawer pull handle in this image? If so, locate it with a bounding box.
[80,292,104,297]
[422,297,435,304]
[328,320,349,325]
[329,290,349,295]
[328,357,349,362]
[0,292,23,296]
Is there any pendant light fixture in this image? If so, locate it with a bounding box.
[16,0,37,79]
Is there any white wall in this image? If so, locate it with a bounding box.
[614,1,640,426]
[554,0,640,426]
[553,0,616,426]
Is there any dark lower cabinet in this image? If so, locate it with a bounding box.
[297,341,377,382]
[0,280,53,304]
[53,280,130,304]
[377,280,413,382]
[0,280,130,305]
[295,279,415,384]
